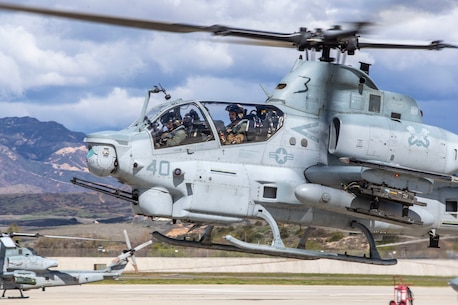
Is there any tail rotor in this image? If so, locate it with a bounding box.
[117,230,152,273]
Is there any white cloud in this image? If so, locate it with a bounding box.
[0,51,23,97]
[0,87,144,132]
[65,88,145,131]
[172,75,270,102]
[146,34,234,75]
[0,23,150,98]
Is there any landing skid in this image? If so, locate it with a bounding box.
[153,205,397,266]
[1,289,28,299]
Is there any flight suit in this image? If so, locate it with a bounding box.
[157,125,186,147]
[224,119,248,144]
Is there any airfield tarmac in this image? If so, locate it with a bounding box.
[7,284,456,304]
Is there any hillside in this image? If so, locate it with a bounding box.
[0,116,118,193]
[0,192,132,226]
[0,116,133,226]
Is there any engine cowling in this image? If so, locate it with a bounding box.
[7,256,58,271]
[328,114,458,174]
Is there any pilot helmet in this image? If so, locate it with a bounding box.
[225,104,244,114]
[256,106,268,120]
[183,109,200,127]
[225,104,244,121]
[161,112,181,128]
[161,112,174,123]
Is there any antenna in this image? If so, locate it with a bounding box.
[259,84,272,99]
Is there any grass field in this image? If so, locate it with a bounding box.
[97,273,453,287]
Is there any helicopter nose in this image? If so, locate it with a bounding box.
[86,144,117,177]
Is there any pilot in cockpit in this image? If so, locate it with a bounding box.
[156,112,186,148]
[182,109,200,136]
[221,104,247,144]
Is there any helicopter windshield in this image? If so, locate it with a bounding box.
[146,102,214,148]
[144,101,284,148]
[201,102,284,144]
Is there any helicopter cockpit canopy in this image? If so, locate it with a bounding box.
[143,100,284,148]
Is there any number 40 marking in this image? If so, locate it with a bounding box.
[147,160,170,176]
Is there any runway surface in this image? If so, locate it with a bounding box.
[5,284,456,304]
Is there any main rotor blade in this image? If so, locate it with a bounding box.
[0,2,455,53]
[219,38,296,49]
[0,3,307,45]
[358,38,458,50]
[0,3,301,45]
[0,2,209,33]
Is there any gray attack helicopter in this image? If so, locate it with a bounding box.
[0,230,152,299]
[1,3,458,266]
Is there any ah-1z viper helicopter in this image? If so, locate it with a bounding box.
[0,230,151,299]
[0,3,457,266]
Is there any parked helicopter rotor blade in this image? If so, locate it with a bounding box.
[133,240,153,272]
[38,234,108,241]
[376,235,458,248]
[123,230,132,250]
[133,239,154,252]
[6,232,109,241]
[117,240,153,271]
[122,229,137,271]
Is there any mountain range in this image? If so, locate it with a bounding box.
[0,116,101,194]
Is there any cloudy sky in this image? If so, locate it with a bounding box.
[0,0,456,134]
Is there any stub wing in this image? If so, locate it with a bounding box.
[340,157,458,185]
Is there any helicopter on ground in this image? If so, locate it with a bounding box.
[0,3,458,266]
[0,230,151,299]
